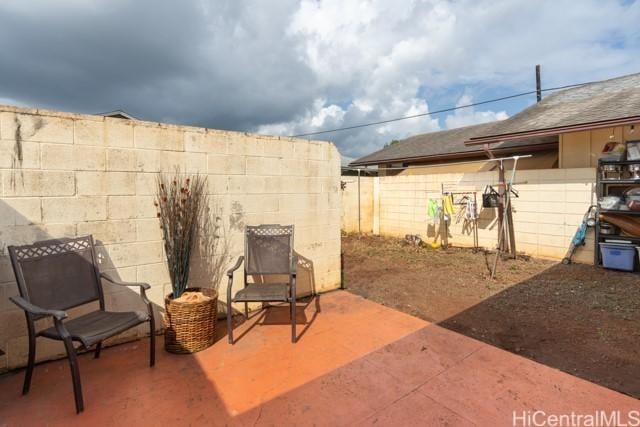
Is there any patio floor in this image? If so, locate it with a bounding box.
[0,290,637,426]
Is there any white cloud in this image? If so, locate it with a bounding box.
[1,0,639,159]
[262,0,640,157]
[444,93,508,129]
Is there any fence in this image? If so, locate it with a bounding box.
[341,168,596,263]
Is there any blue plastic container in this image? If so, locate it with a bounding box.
[600,243,636,271]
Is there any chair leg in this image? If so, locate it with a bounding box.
[22,332,36,395]
[244,302,249,319]
[149,318,156,367]
[62,337,84,414]
[291,300,296,343]
[94,341,102,359]
[227,298,234,344]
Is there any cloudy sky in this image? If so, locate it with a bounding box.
[0,1,639,158]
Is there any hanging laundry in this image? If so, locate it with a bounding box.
[465,199,478,220]
[443,194,455,222]
[427,198,440,221]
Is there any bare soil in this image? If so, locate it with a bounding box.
[343,233,640,398]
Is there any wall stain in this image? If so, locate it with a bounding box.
[9,116,43,189]
[229,201,245,231]
[10,116,24,189]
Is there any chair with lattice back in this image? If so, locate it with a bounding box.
[226,224,297,343]
[8,235,155,413]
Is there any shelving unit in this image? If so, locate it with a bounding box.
[594,158,640,266]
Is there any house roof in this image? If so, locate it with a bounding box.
[99,110,137,120]
[350,122,556,166]
[467,72,640,145]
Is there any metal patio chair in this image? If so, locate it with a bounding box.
[8,235,155,413]
[226,224,297,343]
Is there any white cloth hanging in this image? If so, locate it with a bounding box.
[465,199,478,220]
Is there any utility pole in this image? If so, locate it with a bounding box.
[357,168,361,234]
[536,64,542,102]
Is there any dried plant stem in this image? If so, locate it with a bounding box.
[155,168,208,299]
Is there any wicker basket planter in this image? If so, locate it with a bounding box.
[164,287,218,354]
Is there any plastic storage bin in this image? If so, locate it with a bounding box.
[600,243,636,271]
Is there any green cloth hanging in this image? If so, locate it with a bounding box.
[427,199,439,220]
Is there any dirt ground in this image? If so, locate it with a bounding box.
[342,233,640,398]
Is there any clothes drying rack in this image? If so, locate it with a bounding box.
[432,185,480,251]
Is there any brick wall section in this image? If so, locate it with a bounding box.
[342,169,596,262]
[341,176,374,233]
[0,105,341,371]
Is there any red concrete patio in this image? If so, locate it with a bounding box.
[0,291,637,426]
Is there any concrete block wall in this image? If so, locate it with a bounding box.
[341,168,596,263]
[341,176,374,233]
[0,105,341,371]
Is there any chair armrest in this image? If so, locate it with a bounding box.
[290,255,298,277]
[100,272,151,290]
[227,256,244,305]
[10,296,67,320]
[226,256,244,278]
[100,273,153,312]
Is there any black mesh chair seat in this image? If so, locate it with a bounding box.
[40,310,149,348]
[233,283,290,302]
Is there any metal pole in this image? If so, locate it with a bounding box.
[497,160,506,252]
[536,65,542,102]
[357,168,361,234]
[441,182,448,249]
[473,192,479,253]
[507,197,517,258]
[491,156,521,277]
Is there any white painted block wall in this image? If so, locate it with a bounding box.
[0,105,342,371]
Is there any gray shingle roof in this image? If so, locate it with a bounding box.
[468,72,640,143]
[350,122,555,166]
[99,110,137,120]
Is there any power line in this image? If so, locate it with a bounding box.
[290,81,591,138]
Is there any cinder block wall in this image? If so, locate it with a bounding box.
[341,176,374,233]
[0,105,341,371]
[341,169,596,263]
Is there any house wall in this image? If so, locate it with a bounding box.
[559,123,639,168]
[377,150,558,176]
[0,105,341,372]
[342,168,596,262]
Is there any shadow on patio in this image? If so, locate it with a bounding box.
[439,263,640,398]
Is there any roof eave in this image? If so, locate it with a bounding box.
[349,141,557,167]
[350,151,481,167]
[466,115,640,146]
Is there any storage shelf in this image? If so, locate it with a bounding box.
[598,234,640,242]
[600,179,640,185]
[598,159,640,166]
[599,209,640,216]
[595,158,640,268]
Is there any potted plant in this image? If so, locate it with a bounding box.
[155,169,217,354]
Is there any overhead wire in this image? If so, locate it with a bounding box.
[290,80,595,138]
